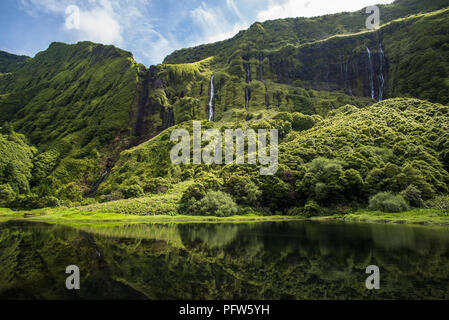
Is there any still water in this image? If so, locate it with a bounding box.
[1,220,449,300]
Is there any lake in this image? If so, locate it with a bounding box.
[1,220,449,300]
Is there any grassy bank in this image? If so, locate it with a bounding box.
[0,207,304,224]
[2,204,449,227]
[322,208,449,226]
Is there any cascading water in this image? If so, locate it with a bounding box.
[85,168,110,196]
[165,108,174,128]
[243,62,251,120]
[378,44,385,101]
[244,63,251,83]
[208,74,214,121]
[265,87,269,109]
[366,47,375,100]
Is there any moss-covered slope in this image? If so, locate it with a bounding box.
[97,98,448,215]
[0,42,152,204]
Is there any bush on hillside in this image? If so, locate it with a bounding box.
[369,192,409,213]
[180,190,239,217]
[120,184,144,199]
[400,185,424,208]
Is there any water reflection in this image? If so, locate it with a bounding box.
[1,220,449,300]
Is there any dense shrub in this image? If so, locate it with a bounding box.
[225,176,261,206]
[10,194,60,209]
[120,184,144,199]
[0,184,15,207]
[400,185,424,208]
[41,196,60,208]
[57,182,84,202]
[181,190,239,217]
[143,177,172,194]
[303,200,321,218]
[369,192,409,213]
[292,113,315,131]
[426,196,449,210]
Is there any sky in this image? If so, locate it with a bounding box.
[0,0,395,66]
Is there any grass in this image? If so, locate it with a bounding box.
[0,205,304,224]
[323,208,449,226]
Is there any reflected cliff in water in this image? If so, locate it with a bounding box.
[1,220,449,300]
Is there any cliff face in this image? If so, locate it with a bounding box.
[263,34,388,101]
[164,0,449,65]
[153,6,449,126]
[260,8,449,104]
[0,42,145,201]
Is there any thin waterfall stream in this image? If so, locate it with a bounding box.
[366,47,375,100]
[208,74,214,121]
[378,44,385,101]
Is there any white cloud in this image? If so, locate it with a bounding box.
[18,0,177,65]
[257,0,395,22]
[226,0,246,22]
[20,0,125,45]
[75,7,123,45]
[189,2,248,46]
[132,25,180,65]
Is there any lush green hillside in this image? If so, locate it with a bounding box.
[93,98,449,216]
[0,42,152,205]
[0,51,30,73]
[0,0,448,215]
[164,0,449,64]
[0,127,36,207]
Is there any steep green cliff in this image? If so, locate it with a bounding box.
[0,51,30,74]
[0,42,152,205]
[164,0,449,65]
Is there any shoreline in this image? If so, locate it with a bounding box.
[318,209,449,227]
[0,208,305,224]
[1,208,449,227]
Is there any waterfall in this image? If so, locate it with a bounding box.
[165,108,174,128]
[259,54,264,81]
[244,63,251,83]
[85,168,110,196]
[243,62,251,120]
[378,45,385,101]
[208,74,214,121]
[245,87,250,111]
[265,87,269,109]
[366,47,375,100]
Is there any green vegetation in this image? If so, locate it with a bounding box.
[164,0,449,64]
[181,190,240,217]
[368,192,409,213]
[0,0,448,221]
[0,51,29,73]
[332,208,449,225]
[91,98,448,220]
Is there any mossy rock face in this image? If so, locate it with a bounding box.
[164,0,449,65]
[162,4,449,106]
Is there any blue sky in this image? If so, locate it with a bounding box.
[0,0,394,66]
